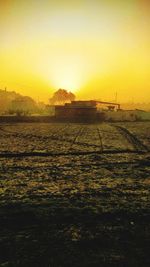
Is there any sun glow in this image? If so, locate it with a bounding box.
[0,1,150,102]
[35,52,88,94]
[50,65,82,93]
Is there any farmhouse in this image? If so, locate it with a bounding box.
[54,100,120,122]
[55,101,97,122]
[53,100,150,122]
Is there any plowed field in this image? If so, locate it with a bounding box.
[0,122,150,267]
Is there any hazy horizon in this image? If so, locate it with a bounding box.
[0,0,150,103]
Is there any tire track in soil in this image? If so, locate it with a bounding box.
[0,149,148,158]
[96,127,103,153]
[0,125,103,150]
[2,159,150,171]
[0,124,70,138]
[114,125,149,152]
[51,126,101,150]
[0,124,149,157]
[4,125,99,150]
[69,126,86,150]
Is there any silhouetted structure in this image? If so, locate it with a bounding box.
[54,100,121,122]
[55,101,97,122]
[96,101,120,110]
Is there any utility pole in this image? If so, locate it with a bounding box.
[115,91,118,103]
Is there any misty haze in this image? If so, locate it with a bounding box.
[0,1,150,267]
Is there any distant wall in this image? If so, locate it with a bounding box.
[55,106,97,122]
[103,110,136,121]
[102,110,150,122]
[1,111,150,123]
[137,111,150,121]
[0,116,55,123]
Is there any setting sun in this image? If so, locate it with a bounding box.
[36,54,86,93]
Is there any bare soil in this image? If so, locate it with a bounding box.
[0,122,150,267]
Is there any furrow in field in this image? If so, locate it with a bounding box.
[99,123,134,152]
[0,123,150,155]
[114,125,149,152]
[117,122,150,150]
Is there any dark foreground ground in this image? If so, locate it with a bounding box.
[0,122,150,267]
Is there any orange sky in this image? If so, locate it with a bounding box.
[0,0,150,103]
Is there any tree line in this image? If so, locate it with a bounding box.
[0,88,76,116]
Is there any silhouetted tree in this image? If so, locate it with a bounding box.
[0,89,22,114]
[9,96,37,116]
[68,92,76,102]
[49,89,76,105]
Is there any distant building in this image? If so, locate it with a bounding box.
[53,100,150,122]
[101,109,150,122]
[55,101,97,122]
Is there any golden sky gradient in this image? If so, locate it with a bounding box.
[0,0,150,103]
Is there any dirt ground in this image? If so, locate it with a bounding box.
[0,122,150,267]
